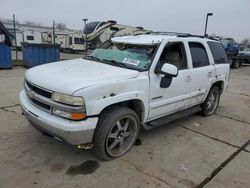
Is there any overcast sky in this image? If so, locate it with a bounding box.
[0,0,249,42]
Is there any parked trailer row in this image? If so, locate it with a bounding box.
[14,30,85,52]
[7,20,149,53]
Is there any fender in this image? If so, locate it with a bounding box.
[89,91,148,121]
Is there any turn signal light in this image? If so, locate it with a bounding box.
[71,113,87,120]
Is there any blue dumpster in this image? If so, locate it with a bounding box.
[22,43,60,68]
[0,42,12,69]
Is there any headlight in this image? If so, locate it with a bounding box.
[52,92,84,106]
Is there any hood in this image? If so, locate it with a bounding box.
[25,58,139,95]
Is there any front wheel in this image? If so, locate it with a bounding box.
[201,86,221,116]
[93,107,140,160]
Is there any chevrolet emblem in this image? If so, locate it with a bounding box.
[27,90,35,99]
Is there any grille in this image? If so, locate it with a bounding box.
[25,81,52,111]
[30,98,51,111]
[26,81,52,98]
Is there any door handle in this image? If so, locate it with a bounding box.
[185,75,192,82]
[208,71,212,77]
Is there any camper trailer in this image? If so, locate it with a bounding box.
[23,31,42,44]
[41,31,53,44]
[55,32,85,52]
[83,21,150,49]
[14,30,42,48]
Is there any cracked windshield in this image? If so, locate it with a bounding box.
[89,43,157,71]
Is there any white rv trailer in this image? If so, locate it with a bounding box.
[14,30,42,48]
[23,30,42,44]
[54,32,85,52]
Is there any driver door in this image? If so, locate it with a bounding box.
[148,41,193,120]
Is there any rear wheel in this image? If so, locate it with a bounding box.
[231,59,240,69]
[93,107,140,160]
[201,86,220,116]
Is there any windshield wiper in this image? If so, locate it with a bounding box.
[87,56,136,70]
[102,59,128,68]
[86,56,102,61]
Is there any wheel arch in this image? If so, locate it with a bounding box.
[98,99,146,123]
[212,80,224,94]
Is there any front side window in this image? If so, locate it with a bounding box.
[158,42,187,70]
[208,42,228,64]
[189,42,210,68]
[88,43,157,71]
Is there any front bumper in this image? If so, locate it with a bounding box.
[20,90,98,145]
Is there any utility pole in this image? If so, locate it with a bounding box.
[13,14,18,60]
[82,18,88,57]
[204,13,213,36]
[53,20,55,44]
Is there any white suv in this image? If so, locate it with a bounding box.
[20,33,230,160]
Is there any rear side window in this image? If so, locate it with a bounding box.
[208,42,228,64]
[189,42,210,68]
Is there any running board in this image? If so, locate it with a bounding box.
[142,105,202,130]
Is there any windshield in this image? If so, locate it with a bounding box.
[88,43,157,71]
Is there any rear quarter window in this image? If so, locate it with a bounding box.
[208,42,228,64]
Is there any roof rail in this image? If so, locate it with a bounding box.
[150,31,191,36]
[148,31,220,41]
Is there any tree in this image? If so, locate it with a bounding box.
[55,22,67,30]
[24,20,44,27]
[24,20,37,26]
[240,38,250,47]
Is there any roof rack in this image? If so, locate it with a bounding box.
[148,31,220,41]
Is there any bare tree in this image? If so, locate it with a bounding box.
[241,38,250,47]
[55,22,67,30]
[24,20,37,26]
[36,22,44,26]
[24,20,45,27]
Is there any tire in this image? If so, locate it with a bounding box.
[231,59,240,69]
[93,107,140,160]
[201,86,221,116]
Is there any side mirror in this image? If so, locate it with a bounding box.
[157,63,178,88]
[160,63,178,77]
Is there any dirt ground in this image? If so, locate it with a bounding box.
[0,64,250,188]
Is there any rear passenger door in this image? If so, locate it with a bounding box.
[186,42,216,107]
[207,41,230,89]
